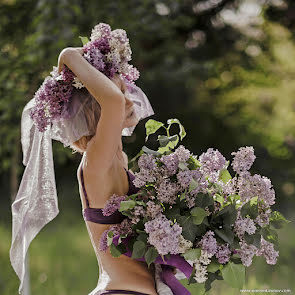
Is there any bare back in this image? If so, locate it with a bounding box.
[77,148,157,295]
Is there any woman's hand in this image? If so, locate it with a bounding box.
[57,47,84,73]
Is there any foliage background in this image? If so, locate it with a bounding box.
[0,0,294,294]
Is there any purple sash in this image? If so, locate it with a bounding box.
[113,235,193,295]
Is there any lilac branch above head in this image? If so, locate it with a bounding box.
[30,22,140,133]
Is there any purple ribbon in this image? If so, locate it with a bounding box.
[113,235,193,295]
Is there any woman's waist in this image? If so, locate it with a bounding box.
[100,270,157,295]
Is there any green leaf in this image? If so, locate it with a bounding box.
[119,200,136,211]
[195,193,214,208]
[244,231,261,248]
[250,196,258,206]
[182,248,201,261]
[219,168,232,183]
[269,211,292,229]
[165,207,181,220]
[207,258,220,273]
[240,201,259,219]
[187,157,201,170]
[157,140,177,153]
[145,119,164,142]
[221,261,245,289]
[144,247,159,267]
[179,278,204,294]
[137,232,148,243]
[79,36,89,45]
[167,118,186,140]
[188,178,198,192]
[261,226,278,245]
[217,204,235,217]
[107,231,114,246]
[158,134,179,148]
[136,200,146,206]
[131,240,146,259]
[214,227,234,245]
[215,194,224,206]
[178,162,188,170]
[190,207,208,225]
[142,146,161,156]
[110,243,126,258]
[177,215,199,242]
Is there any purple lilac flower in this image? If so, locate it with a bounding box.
[111,29,129,46]
[102,194,127,216]
[189,169,209,195]
[193,261,208,283]
[199,148,227,175]
[256,236,279,265]
[199,249,213,264]
[99,229,109,252]
[222,176,238,196]
[255,207,271,227]
[234,210,257,239]
[132,169,156,188]
[236,239,257,267]
[30,76,73,132]
[174,145,191,162]
[120,63,140,83]
[185,195,196,209]
[83,47,106,72]
[90,23,112,41]
[177,170,192,189]
[160,153,179,176]
[138,153,157,170]
[146,201,163,219]
[197,230,218,256]
[178,235,193,253]
[155,178,180,204]
[130,205,146,224]
[144,214,182,255]
[237,173,275,207]
[99,218,133,252]
[215,243,232,264]
[231,146,256,174]
[61,65,75,83]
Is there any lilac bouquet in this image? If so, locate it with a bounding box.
[30,22,139,132]
[100,118,291,295]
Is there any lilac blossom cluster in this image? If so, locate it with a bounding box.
[144,214,182,255]
[99,218,133,252]
[234,210,257,239]
[78,23,139,85]
[103,138,282,288]
[30,71,73,132]
[231,146,256,175]
[30,22,139,132]
[102,194,127,216]
[236,236,279,267]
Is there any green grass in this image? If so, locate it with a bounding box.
[1,213,98,295]
[1,215,294,295]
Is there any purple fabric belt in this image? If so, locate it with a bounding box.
[113,235,193,295]
[83,207,126,224]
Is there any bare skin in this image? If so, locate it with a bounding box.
[58,48,158,295]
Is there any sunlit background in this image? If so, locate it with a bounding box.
[0,0,294,294]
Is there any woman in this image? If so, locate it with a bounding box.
[57,47,159,295]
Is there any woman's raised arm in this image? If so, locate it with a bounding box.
[58,48,127,171]
[58,48,125,107]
